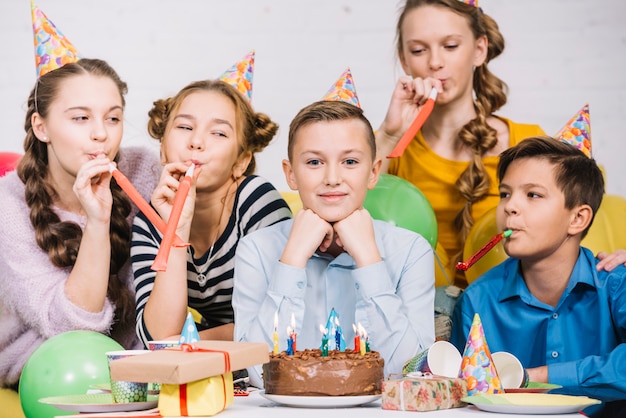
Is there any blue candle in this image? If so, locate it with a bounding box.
[286,337,293,355]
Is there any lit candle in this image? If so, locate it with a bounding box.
[358,323,366,355]
[352,324,360,353]
[273,311,279,355]
[109,164,187,247]
[286,326,293,355]
[320,325,328,357]
[151,164,195,272]
[290,313,297,353]
[365,331,370,353]
[334,317,342,351]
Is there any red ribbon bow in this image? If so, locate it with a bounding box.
[178,343,231,416]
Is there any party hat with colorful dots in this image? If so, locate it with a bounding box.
[179,312,200,344]
[219,50,254,102]
[554,103,592,158]
[460,0,479,6]
[321,68,361,108]
[459,313,504,396]
[31,1,81,78]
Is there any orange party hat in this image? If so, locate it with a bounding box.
[31,1,81,78]
[459,0,478,6]
[554,103,591,158]
[322,67,361,108]
[459,313,504,396]
[219,50,254,102]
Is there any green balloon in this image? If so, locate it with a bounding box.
[19,331,123,418]
[364,174,438,248]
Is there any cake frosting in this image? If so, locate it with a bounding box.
[262,348,384,396]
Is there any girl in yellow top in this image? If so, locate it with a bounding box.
[375,0,544,285]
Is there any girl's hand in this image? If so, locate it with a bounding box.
[596,249,626,272]
[378,76,442,142]
[333,208,381,268]
[73,154,114,223]
[151,162,200,231]
[281,209,334,268]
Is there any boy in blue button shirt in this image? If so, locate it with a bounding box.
[451,136,626,417]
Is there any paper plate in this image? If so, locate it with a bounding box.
[260,391,381,408]
[505,382,562,394]
[39,393,159,413]
[462,393,600,414]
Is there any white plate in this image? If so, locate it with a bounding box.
[39,393,159,413]
[259,390,381,408]
[463,393,601,414]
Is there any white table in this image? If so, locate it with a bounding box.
[220,390,584,418]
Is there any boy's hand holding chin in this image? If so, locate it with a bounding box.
[333,208,382,268]
[281,209,335,268]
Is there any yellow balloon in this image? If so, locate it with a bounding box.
[582,194,626,254]
[463,207,508,285]
[434,242,454,287]
[280,191,303,215]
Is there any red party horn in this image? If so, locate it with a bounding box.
[151,164,195,272]
[456,230,513,271]
[387,88,438,158]
[110,164,187,248]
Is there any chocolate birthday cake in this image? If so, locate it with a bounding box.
[262,348,384,396]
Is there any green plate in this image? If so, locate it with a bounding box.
[462,393,600,414]
[505,382,562,393]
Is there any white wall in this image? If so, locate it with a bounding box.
[1,0,625,196]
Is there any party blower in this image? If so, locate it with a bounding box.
[109,164,188,248]
[151,164,195,272]
[386,88,438,158]
[456,229,513,271]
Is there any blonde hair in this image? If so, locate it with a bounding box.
[396,0,507,261]
[147,80,278,176]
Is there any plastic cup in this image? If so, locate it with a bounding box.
[146,340,180,391]
[403,340,462,378]
[492,351,529,389]
[106,350,149,403]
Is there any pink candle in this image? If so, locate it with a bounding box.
[290,313,297,353]
[151,165,194,272]
[110,165,187,248]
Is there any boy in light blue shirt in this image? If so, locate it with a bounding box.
[233,100,435,388]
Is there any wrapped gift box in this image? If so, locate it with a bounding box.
[109,341,268,417]
[382,374,467,412]
[109,340,268,384]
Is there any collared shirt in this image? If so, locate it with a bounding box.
[451,247,626,402]
[233,218,435,388]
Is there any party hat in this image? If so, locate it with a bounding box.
[554,103,591,158]
[219,50,254,102]
[460,0,479,6]
[179,312,200,344]
[31,1,81,78]
[321,68,361,108]
[322,308,347,351]
[459,313,504,396]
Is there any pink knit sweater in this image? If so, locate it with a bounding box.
[0,146,160,387]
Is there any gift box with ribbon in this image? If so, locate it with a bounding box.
[381,373,467,412]
[109,341,268,416]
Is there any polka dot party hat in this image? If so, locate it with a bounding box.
[31,1,81,78]
[179,312,200,344]
[459,313,504,396]
[554,103,592,158]
[219,50,254,102]
[321,67,360,108]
